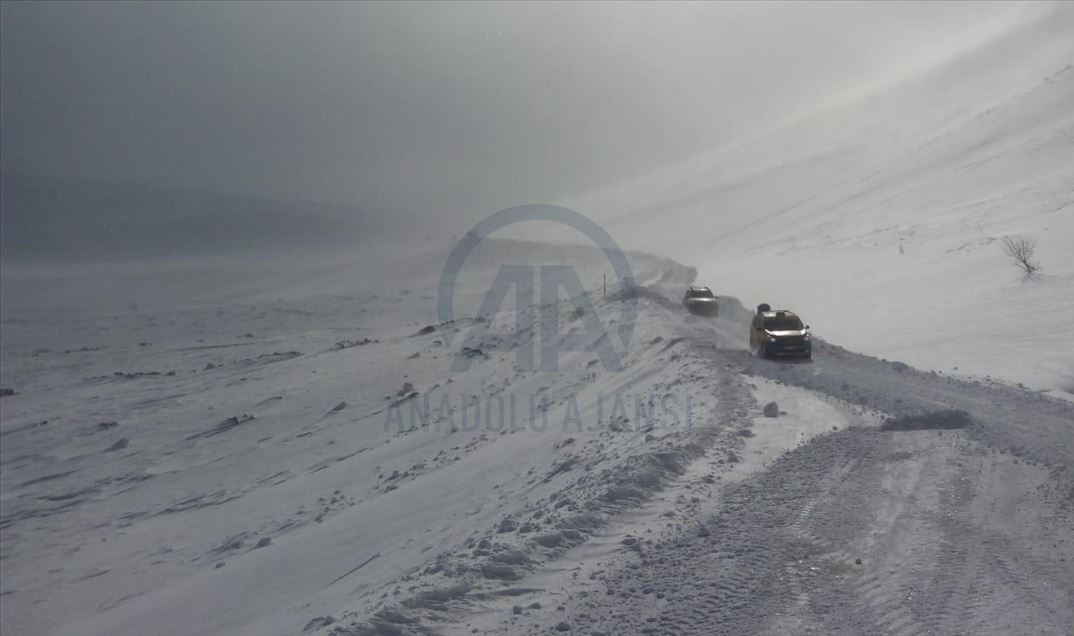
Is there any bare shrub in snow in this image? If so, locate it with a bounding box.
[1001,234,1040,278]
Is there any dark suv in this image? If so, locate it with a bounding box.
[682,286,718,316]
[749,304,811,359]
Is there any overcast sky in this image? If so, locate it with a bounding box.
[1,1,1032,232]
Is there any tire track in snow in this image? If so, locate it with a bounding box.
[547,354,1073,636]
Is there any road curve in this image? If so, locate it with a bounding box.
[552,306,1074,636]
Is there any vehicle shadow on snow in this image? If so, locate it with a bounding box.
[759,356,813,365]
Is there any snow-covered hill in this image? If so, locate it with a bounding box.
[6,234,1070,635]
[4,233,1069,636]
[564,1,1074,395]
[0,241,720,636]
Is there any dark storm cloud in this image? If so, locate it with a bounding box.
[1,1,1027,235]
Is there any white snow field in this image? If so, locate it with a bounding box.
[563,1,1074,395]
[2,236,1071,636]
[0,242,726,636]
[2,3,1072,636]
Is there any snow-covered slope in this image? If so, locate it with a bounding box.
[566,1,1074,394]
[0,240,720,636]
[3,240,1070,636]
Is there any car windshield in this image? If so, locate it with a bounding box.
[764,316,803,330]
[688,289,714,298]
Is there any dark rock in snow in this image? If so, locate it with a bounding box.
[334,338,374,350]
[255,537,272,549]
[763,402,780,417]
[554,437,575,449]
[187,414,255,440]
[480,563,520,580]
[880,409,973,432]
[105,438,129,452]
[302,616,336,632]
[560,529,584,542]
[535,533,563,548]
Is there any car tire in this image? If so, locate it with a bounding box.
[757,342,767,359]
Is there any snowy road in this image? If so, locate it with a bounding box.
[477,308,1074,636]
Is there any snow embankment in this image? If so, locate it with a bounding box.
[0,240,741,636]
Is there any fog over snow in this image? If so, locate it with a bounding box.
[4,1,1071,391]
[1,3,1072,636]
[1,1,1047,230]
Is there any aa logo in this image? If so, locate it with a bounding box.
[437,205,636,372]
